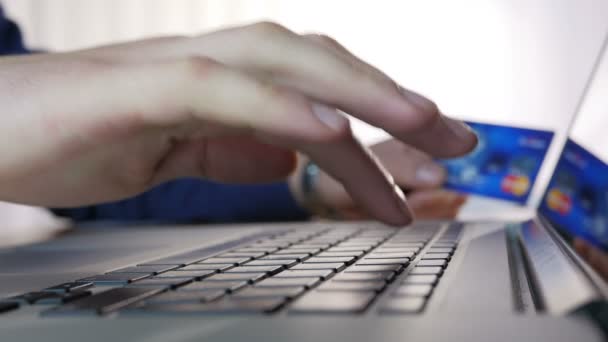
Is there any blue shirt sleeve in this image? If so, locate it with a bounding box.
[0,6,28,55]
[0,6,311,223]
[51,179,310,223]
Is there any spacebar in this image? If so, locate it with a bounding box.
[45,287,163,316]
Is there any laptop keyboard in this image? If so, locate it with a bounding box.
[1,222,462,317]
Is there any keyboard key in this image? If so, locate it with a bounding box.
[179,264,233,272]
[432,242,457,248]
[153,270,216,280]
[232,286,305,299]
[393,284,433,297]
[347,265,403,273]
[402,275,438,285]
[224,265,284,275]
[44,282,93,293]
[409,267,443,275]
[294,244,330,249]
[289,291,376,314]
[365,252,415,259]
[381,244,423,250]
[260,254,310,261]
[0,302,18,314]
[8,292,66,305]
[179,281,247,293]
[275,248,320,255]
[199,257,250,265]
[380,297,426,314]
[245,259,298,268]
[421,253,451,260]
[291,263,346,272]
[304,256,356,264]
[379,240,424,245]
[417,259,448,268]
[205,273,266,283]
[35,291,92,305]
[373,247,419,253]
[256,277,321,288]
[382,242,424,247]
[128,277,192,289]
[135,297,286,314]
[46,287,163,315]
[427,248,454,254]
[217,252,265,259]
[331,272,395,282]
[317,281,386,292]
[205,297,287,313]
[145,289,224,304]
[76,273,151,285]
[273,269,334,279]
[357,258,409,266]
[138,261,187,267]
[327,247,369,253]
[107,265,178,274]
[337,242,377,247]
[316,251,365,258]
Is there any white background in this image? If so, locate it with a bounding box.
[571,37,608,162]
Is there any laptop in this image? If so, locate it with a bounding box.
[1,45,608,342]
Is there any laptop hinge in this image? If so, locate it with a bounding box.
[516,219,601,315]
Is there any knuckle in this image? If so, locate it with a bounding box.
[115,158,156,191]
[314,34,342,48]
[387,107,441,134]
[247,21,292,38]
[174,56,219,80]
[316,118,353,143]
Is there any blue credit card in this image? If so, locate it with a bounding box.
[439,121,554,204]
[540,139,608,249]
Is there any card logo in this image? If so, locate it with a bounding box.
[547,188,572,215]
[501,175,530,196]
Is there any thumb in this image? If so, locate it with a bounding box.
[152,135,297,184]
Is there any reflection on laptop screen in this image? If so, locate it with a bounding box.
[539,40,608,250]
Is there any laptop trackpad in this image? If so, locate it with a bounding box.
[433,222,514,313]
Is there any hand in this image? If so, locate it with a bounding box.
[290,139,468,220]
[0,23,476,225]
[574,238,608,282]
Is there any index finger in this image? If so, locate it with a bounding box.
[213,23,478,158]
[84,23,477,158]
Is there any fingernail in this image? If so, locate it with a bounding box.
[393,185,414,224]
[312,103,348,131]
[399,86,437,112]
[445,117,476,140]
[416,163,446,185]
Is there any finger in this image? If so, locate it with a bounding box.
[152,136,297,184]
[84,23,477,158]
[573,238,591,259]
[407,190,467,219]
[370,139,446,189]
[267,105,413,226]
[302,33,478,158]
[585,243,608,279]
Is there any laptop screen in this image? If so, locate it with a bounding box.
[539,37,608,250]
